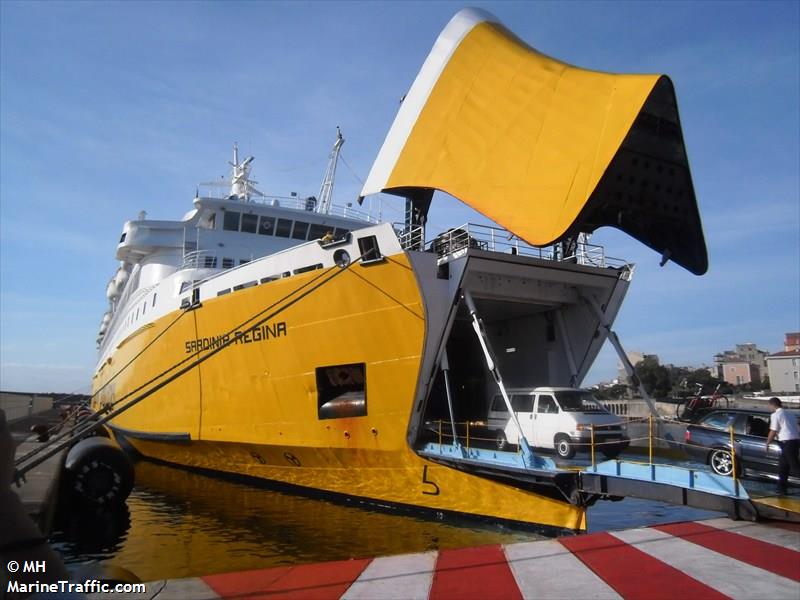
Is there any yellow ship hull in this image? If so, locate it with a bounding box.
[93,251,586,532]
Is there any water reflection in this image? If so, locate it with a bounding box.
[52,461,546,581]
[51,503,131,559]
[51,459,725,582]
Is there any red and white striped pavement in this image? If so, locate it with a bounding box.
[103,518,800,599]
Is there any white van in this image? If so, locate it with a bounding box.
[486,387,628,459]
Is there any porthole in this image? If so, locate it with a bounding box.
[334,249,351,268]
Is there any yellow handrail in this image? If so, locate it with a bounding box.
[729,425,739,495]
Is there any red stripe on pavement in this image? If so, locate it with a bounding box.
[560,532,729,600]
[203,558,371,599]
[429,544,522,600]
[655,521,800,582]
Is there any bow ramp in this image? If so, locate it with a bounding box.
[361,8,708,275]
[418,442,796,523]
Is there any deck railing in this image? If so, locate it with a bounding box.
[198,189,378,224]
[407,223,627,268]
[181,250,219,270]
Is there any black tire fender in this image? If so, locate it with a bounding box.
[65,436,134,506]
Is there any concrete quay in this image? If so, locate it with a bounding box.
[12,438,69,534]
[88,517,800,600]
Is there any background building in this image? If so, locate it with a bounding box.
[714,342,769,383]
[784,332,800,352]
[617,352,658,384]
[766,350,800,393]
[718,361,760,386]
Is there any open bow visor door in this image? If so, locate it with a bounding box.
[360,8,708,275]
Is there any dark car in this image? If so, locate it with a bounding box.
[684,408,800,482]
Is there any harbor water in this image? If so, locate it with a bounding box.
[50,459,721,582]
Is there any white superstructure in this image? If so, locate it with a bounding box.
[96,132,374,356]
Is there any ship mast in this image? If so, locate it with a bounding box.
[228,143,261,201]
[317,127,344,214]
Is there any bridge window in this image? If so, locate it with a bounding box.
[316,363,367,420]
[258,216,275,235]
[275,219,292,238]
[241,213,258,234]
[222,258,235,269]
[223,211,241,231]
[203,256,217,268]
[292,221,310,240]
[309,224,329,240]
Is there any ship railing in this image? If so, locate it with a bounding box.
[181,249,219,270]
[197,187,378,224]
[396,225,425,251]
[422,223,627,268]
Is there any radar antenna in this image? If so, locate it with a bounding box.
[201,143,265,202]
[317,127,344,214]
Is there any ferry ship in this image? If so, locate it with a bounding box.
[91,8,707,531]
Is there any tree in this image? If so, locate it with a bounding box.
[594,384,628,400]
[634,357,672,398]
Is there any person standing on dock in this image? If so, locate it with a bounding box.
[766,397,800,495]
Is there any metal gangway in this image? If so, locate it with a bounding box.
[418,290,798,523]
[418,413,800,523]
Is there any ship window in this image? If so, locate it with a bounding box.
[292,221,310,240]
[308,224,329,240]
[294,263,323,275]
[203,256,218,268]
[240,259,250,265]
[119,232,127,243]
[241,213,258,234]
[316,363,367,420]
[334,228,349,239]
[358,235,383,263]
[222,258,235,269]
[275,219,292,238]
[217,288,231,296]
[233,280,257,291]
[152,294,157,307]
[260,276,278,284]
[258,216,275,235]
[223,211,241,231]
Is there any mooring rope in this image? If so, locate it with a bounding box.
[14,251,368,479]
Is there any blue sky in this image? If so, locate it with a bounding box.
[1,1,798,393]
